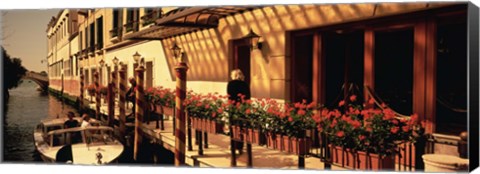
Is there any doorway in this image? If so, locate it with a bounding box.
[229,39,251,84]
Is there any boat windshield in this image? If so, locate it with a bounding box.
[47,127,116,147]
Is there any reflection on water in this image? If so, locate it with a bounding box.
[3,80,80,162]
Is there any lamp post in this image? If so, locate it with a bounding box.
[172,42,188,166]
[99,59,105,85]
[112,57,119,95]
[133,52,145,161]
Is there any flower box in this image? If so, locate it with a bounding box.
[155,105,174,117]
[266,132,277,149]
[208,120,224,134]
[329,145,356,169]
[291,137,310,155]
[282,136,292,153]
[275,134,283,150]
[357,151,395,171]
[232,125,242,141]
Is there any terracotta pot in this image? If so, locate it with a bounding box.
[329,145,356,169]
[232,125,242,140]
[189,117,196,129]
[266,133,276,149]
[201,118,208,132]
[252,129,260,145]
[209,120,223,134]
[275,134,283,150]
[291,137,311,155]
[357,151,395,171]
[155,105,174,117]
[194,118,201,130]
[282,136,292,153]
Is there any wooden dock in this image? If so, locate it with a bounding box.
[86,102,345,169]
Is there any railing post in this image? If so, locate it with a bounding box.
[94,71,101,120]
[174,61,188,166]
[118,64,127,140]
[204,132,209,148]
[79,72,84,111]
[133,65,145,161]
[187,113,193,151]
[414,133,427,171]
[198,130,203,155]
[247,143,253,167]
[230,116,237,167]
[107,82,114,127]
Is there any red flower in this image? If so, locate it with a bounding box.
[391,119,399,125]
[336,131,345,138]
[358,135,366,141]
[288,117,293,122]
[366,127,373,132]
[246,109,251,114]
[297,109,306,116]
[402,126,410,132]
[368,98,375,105]
[339,100,345,107]
[390,126,399,134]
[217,108,223,114]
[349,95,357,102]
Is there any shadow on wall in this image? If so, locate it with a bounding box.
[158,3,433,96]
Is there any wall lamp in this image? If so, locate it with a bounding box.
[243,29,262,50]
[171,42,182,59]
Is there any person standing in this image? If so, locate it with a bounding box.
[227,69,250,155]
[81,114,91,128]
[126,77,137,119]
[64,111,79,128]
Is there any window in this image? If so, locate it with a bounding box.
[112,9,120,37]
[89,23,95,52]
[435,17,467,135]
[125,8,139,32]
[374,28,414,115]
[96,17,103,49]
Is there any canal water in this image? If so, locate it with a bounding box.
[3,79,79,162]
[3,79,174,165]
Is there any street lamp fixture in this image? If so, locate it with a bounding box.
[243,29,262,50]
[99,59,105,67]
[170,42,182,59]
[133,52,141,63]
[112,57,119,65]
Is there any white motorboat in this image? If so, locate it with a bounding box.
[33,117,124,165]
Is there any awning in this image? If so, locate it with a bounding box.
[124,6,258,40]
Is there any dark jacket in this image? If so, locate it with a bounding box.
[227,80,251,102]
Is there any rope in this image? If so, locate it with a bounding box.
[364,85,410,118]
[436,96,467,113]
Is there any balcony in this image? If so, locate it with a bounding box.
[123,21,139,33]
[141,9,163,26]
[109,27,122,43]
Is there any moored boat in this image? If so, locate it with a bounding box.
[33,117,124,165]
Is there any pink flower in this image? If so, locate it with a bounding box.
[350,95,357,102]
[336,131,345,138]
[390,126,399,134]
[339,100,345,107]
[297,109,306,116]
[402,126,410,132]
[358,135,366,141]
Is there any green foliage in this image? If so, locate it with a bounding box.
[3,47,27,90]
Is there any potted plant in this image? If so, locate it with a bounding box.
[86,84,96,101]
[145,86,176,116]
[316,95,424,170]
